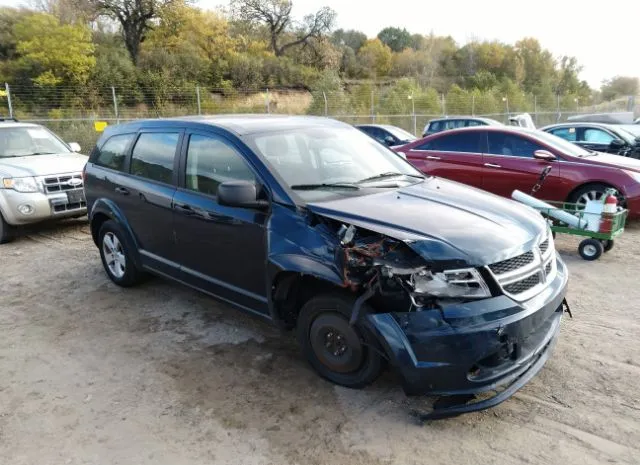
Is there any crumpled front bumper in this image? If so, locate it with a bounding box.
[365,256,569,418]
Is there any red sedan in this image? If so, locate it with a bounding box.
[395,126,640,218]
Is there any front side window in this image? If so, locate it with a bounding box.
[550,127,577,142]
[0,126,70,158]
[416,132,482,153]
[130,133,179,184]
[487,132,544,158]
[95,133,135,171]
[583,128,615,144]
[185,135,255,196]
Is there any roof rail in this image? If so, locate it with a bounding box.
[0,116,19,122]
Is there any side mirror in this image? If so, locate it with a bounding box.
[68,142,81,152]
[610,139,626,149]
[217,181,268,209]
[533,150,556,161]
[384,136,396,146]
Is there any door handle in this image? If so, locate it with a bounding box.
[114,186,130,195]
[174,204,195,215]
[484,163,502,168]
[426,155,441,160]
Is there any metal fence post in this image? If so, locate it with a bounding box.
[556,94,560,122]
[471,94,475,116]
[533,95,538,126]
[111,86,119,124]
[196,86,202,115]
[265,88,270,114]
[441,94,446,116]
[323,91,328,116]
[370,90,375,123]
[5,83,13,118]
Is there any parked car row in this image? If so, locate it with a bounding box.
[540,122,640,158]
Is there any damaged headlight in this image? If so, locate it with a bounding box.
[410,268,491,300]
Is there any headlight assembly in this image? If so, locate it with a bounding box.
[410,268,491,300]
[2,177,39,193]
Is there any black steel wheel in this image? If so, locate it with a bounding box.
[578,238,604,261]
[601,239,614,252]
[297,294,384,389]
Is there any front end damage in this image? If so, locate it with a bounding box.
[312,213,570,419]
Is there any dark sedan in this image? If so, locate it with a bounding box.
[355,124,417,148]
[540,122,640,158]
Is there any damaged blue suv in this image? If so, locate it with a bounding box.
[84,115,569,419]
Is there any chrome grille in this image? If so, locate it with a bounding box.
[488,251,535,275]
[43,173,83,193]
[486,234,556,301]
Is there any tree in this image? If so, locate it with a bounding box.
[12,12,95,85]
[89,0,179,65]
[601,76,639,101]
[377,26,411,53]
[357,38,392,78]
[331,28,366,52]
[231,0,336,57]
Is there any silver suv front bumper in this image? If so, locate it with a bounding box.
[0,172,87,225]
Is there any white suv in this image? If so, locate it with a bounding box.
[0,120,88,243]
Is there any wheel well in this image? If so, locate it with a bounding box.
[90,212,110,246]
[271,272,349,330]
[566,182,619,203]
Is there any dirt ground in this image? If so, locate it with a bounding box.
[1,218,639,465]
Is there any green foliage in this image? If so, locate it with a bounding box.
[601,76,639,101]
[357,39,392,78]
[377,27,412,53]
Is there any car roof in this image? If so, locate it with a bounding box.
[424,125,537,138]
[356,123,402,130]
[540,122,619,131]
[0,121,40,128]
[428,116,500,124]
[113,114,350,136]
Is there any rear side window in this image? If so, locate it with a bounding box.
[130,133,180,184]
[415,132,482,153]
[550,127,577,142]
[94,134,135,171]
[428,121,442,132]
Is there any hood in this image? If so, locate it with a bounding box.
[0,153,88,177]
[577,152,640,172]
[307,178,547,266]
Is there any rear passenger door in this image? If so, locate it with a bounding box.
[172,132,269,314]
[117,130,182,274]
[405,131,485,189]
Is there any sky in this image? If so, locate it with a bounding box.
[1,0,638,88]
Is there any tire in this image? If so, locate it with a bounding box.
[578,238,604,261]
[98,220,144,287]
[297,294,384,389]
[0,211,14,244]
[601,239,614,252]
[568,183,617,210]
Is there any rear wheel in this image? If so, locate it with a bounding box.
[569,183,619,210]
[297,294,384,389]
[601,239,614,252]
[0,212,14,244]
[98,220,144,287]
[579,238,604,261]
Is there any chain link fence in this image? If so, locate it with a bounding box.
[1,83,637,151]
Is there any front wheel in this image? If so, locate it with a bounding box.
[297,294,384,389]
[579,238,604,261]
[0,212,14,244]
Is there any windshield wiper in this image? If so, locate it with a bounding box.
[357,172,424,183]
[290,182,360,190]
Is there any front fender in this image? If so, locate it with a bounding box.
[268,253,344,287]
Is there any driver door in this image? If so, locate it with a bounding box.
[172,132,269,314]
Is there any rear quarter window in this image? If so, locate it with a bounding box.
[93,133,135,172]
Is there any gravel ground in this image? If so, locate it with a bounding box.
[1,218,639,465]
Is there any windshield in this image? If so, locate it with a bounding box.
[0,126,70,158]
[246,126,424,194]
[529,129,593,157]
[384,126,417,142]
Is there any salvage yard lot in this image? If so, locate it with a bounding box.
[1,219,639,465]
